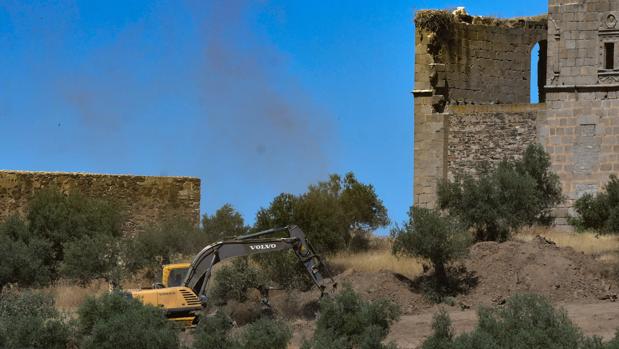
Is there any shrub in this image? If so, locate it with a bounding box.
[193,312,290,349]
[254,172,388,288]
[420,310,453,349]
[203,204,249,243]
[0,187,126,286]
[438,144,562,241]
[0,217,52,289]
[27,187,124,272]
[77,292,180,349]
[240,318,292,349]
[253,251,315,290]
[61,233,124,287]
[192,311,239,349]
[302,285,400,349]
[0,290,72,349]
[421,293,615,349]
[255,172,389,253]
[516,144,564,221]
[125,214,199,276]
[210,258,266,304]
[391,207,470,285]
[571,175,619,233]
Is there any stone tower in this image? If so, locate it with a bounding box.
[413,1,619,224]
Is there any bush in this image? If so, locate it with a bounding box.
[391,207,470,285]
[193,312,290,349]
[517,144,564,221]
[255,172,389,253]
[77,292,180,349]
[61,233,124,287]
[192,311,238,349]
[125,214,199,276]
[240,318,292,349]
[0,187,126,287]
[571,175,619,233]
[0,216,52,289]
[421,293,619,349]
[254,172,388,288]
[0,290,72,349]
[210,258,266,304]
[438,144,562,241]
[302,286,400,349]
[27,187,124,272]
[203,204,249,243]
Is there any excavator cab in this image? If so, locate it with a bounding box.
[162,263,190,287]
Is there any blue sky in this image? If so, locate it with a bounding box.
[0,1,546,229]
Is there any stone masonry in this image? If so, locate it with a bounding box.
[0,170,201,233]
[414,1,619,223]
[413,9,547,208]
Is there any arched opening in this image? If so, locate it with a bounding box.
[530,40,548,103]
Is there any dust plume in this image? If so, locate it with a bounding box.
[195,0,334,191]
[0,0,336,216]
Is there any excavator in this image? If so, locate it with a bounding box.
[128,225,332,326]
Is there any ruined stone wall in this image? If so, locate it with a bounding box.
[443,20,546,105]
[413,10,547,208]
[0,171,201,233]
[447,104,543,178]
[542,0,619,223]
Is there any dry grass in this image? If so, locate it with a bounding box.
[44,279,109,313]
[329,240,424,280]
[515,226,619,260]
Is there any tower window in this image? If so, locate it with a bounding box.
[605,42,615,69]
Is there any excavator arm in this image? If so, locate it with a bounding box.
[129,225,332,326]
[183,225,330,300]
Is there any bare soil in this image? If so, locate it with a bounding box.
[271,237,619,348]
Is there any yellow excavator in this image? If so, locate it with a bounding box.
[128,225,332,326]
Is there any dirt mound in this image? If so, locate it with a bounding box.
[333,269,432,314]
[270,237,618,320]
[459,236,617,306]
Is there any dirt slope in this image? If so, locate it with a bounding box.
[280,237,619,348]
[327,236,618,314]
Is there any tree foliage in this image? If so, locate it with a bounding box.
[203,204,249,243]
[192,312,291,349]
[27,187,124,270]
[0,216,52,289]
[253,173,388,289]
[438,144,563,241]
[391,207,470,284]
[0,290,72,349]
[571,175,619,233]
[255,172,389,253]
[421,293,619,349]
[77,292,180,349]
[302,286,400,349]
[209,258,266,304]
[240,318,292,349]
[0,186,126,288]
[192,311,238,349]
[125,214,199,276]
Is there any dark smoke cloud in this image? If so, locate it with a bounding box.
[195,0,334,191]
[2,0,335,215]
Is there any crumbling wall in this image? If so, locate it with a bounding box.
[415,10,547,112]
[447,104,543,178]
[413,10,547,208]
[0,170,201,233]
